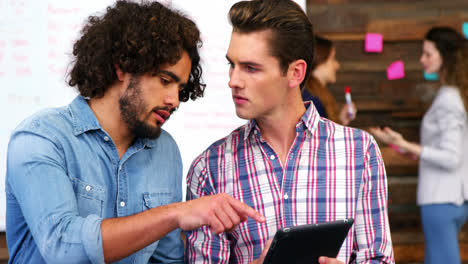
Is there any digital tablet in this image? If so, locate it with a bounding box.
[263,218,354,264]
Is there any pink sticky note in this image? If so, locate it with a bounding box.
[365,33,383,53]
[387,60,405,80]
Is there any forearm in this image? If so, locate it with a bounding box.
[101,202,182,263]
[395,139,422,157]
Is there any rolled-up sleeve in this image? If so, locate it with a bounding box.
[7,130,105,264]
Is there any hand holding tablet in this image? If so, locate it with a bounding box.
[263,218,354,264]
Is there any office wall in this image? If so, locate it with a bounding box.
[306,0,468,261]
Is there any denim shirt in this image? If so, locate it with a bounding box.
[5,96,184,264]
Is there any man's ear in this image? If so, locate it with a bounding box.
[287,59,307,89]
[115,64,125,82]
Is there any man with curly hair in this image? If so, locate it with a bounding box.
[185,0,394,263]
[5,1,264,263]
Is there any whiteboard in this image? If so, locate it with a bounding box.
[0,0,305,231]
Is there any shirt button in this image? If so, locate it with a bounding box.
[270,155,275,160]
[254,130,258,135]
[284,193,289,200]
[120,201,126,207]
[85,185,91,192]
[104,136,110,141]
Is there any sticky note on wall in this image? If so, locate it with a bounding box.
[463,22,468,39]
[365,33,383,53]
[387,60,405,80]
[424,71,438,81]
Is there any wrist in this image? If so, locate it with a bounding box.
[160,202,184,230]
[389,143,406,154]
[398,139,411,151]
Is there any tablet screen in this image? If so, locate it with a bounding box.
[263,218,354,264]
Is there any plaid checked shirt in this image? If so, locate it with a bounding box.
[185,102,394,264]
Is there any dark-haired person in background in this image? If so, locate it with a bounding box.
[185,0,394,263]
[302,36,356,125]
[370,27,468,264]
[5,1,264,263]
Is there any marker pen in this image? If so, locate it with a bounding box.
[344,86,354,118]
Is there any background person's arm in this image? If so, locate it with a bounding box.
[369,90,466,170]
[418,91,466,170]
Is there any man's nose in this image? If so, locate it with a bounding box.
[164,86,180,109]
[228,67,244,89]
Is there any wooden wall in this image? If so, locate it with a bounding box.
[306,0,468,263]
[2,1,468,263]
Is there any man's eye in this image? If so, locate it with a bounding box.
[161,78,171,85]
[247,66,257,72]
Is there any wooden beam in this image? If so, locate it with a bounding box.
[367,16,468,41]
[339,61,422,72]
[334,41,422,62]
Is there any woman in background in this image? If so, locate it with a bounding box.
[302,36,356,125]
[370,27,468,264]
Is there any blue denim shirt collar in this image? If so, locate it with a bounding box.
[69,95,156,148]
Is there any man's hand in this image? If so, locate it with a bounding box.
[249,239,272,264]
[177,193,265,234]
[318,256,344,264]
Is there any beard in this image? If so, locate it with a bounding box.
[119,76,171,140]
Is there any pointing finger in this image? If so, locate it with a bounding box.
[228,197,265,223]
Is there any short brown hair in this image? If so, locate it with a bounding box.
[228,0,314,88]
[68,0,205,101]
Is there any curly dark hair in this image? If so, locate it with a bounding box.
[68,0,205,102]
